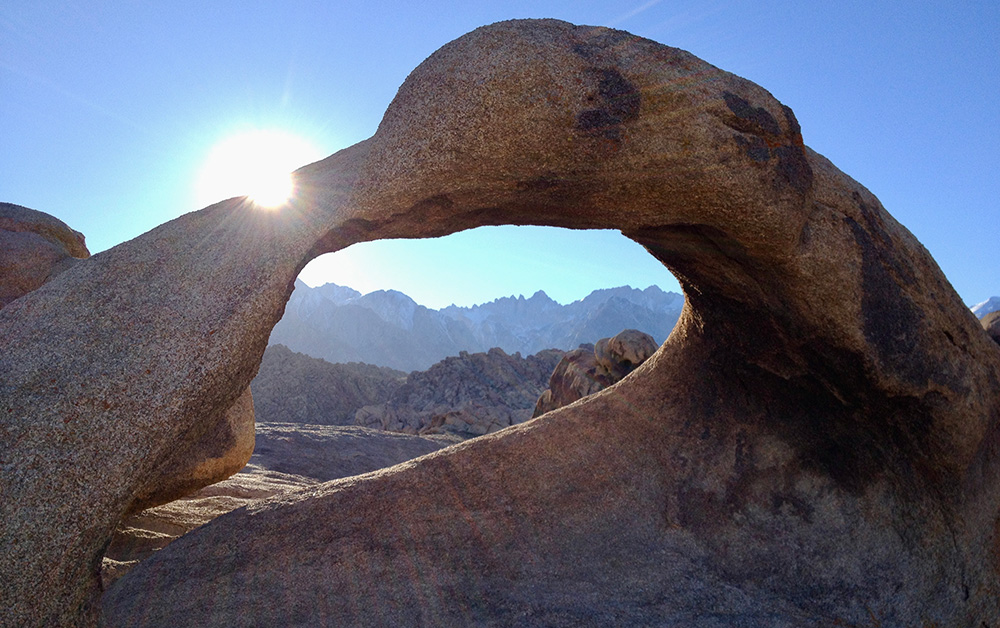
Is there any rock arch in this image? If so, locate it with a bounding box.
[1,19,997,627]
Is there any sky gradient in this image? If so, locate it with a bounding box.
[2,1,996,308]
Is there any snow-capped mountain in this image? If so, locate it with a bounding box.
[972,297,1000,319]
[268,281,684,371]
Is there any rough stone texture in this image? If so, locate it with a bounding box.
[355,347,564,437]
[251,344,406,425]
[534,329,657,417]
[127,386,256,514]
[532,344,609,417]
[0,19,997,627]
[103,423,457,586]
[0,202,90,308]
[595,328,659,379]
[984,310,1000,345]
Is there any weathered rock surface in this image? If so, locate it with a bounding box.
[534,329,657,417]
[0,202,90,308]
[103,422,457,586]
[251,344,406,425]
[2,18,998,628]
[983,310,1000,345]
[355,347,564,437]
[127,386,256,514]
[595,328,659,378]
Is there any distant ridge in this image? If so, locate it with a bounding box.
[268,281,684,371]
[972,297,1000,319]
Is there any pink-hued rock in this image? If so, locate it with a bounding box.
[1,19,997,627]
[0,202,89,308]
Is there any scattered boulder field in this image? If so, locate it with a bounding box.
[251,343,407,426]
[2,18,999,628]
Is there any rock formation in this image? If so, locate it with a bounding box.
[126,386,256,514]
[534,329,657,417]
[0,202,90,308]
[103,422,457,586]
[984,310,1000,345]
[251,344,406,425]
[0,202,249,515]
[355,347,564,437]
[1,18,997,627]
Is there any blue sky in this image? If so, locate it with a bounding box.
[2,1,996,308]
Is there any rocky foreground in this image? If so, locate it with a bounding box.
[2,18,999,628]
[103,423,459,587]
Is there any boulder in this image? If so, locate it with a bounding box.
[983,310,1000,345]
[1,18,997,627]
[594,328,659,378]
[532,345,610,417]
[0,202,89,308]
[533,329,658,417]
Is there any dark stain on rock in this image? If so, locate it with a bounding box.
[734,135,771,163]
[724,93,813,194]
[846,214,931,388]
[723,91,781,136]
[598,69,640,121]
[576,69,640,141]
[629,223,943,496]
[851,192,916,285]
[773,144,813,194]
[570,26,636,61]
[781,104,802,137]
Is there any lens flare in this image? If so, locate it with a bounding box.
[196,130,321,209]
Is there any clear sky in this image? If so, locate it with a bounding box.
[2,1,996,309]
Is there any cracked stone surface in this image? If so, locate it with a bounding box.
[1,19,997,627]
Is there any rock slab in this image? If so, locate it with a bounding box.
[103,423,457,586]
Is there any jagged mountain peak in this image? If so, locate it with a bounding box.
[269,282,684,371]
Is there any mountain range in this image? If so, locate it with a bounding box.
[268,281,685,371]
[972,297,1000,319]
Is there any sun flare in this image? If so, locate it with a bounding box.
[196,130,322,209]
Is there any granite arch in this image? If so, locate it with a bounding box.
[1,19,997,627]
